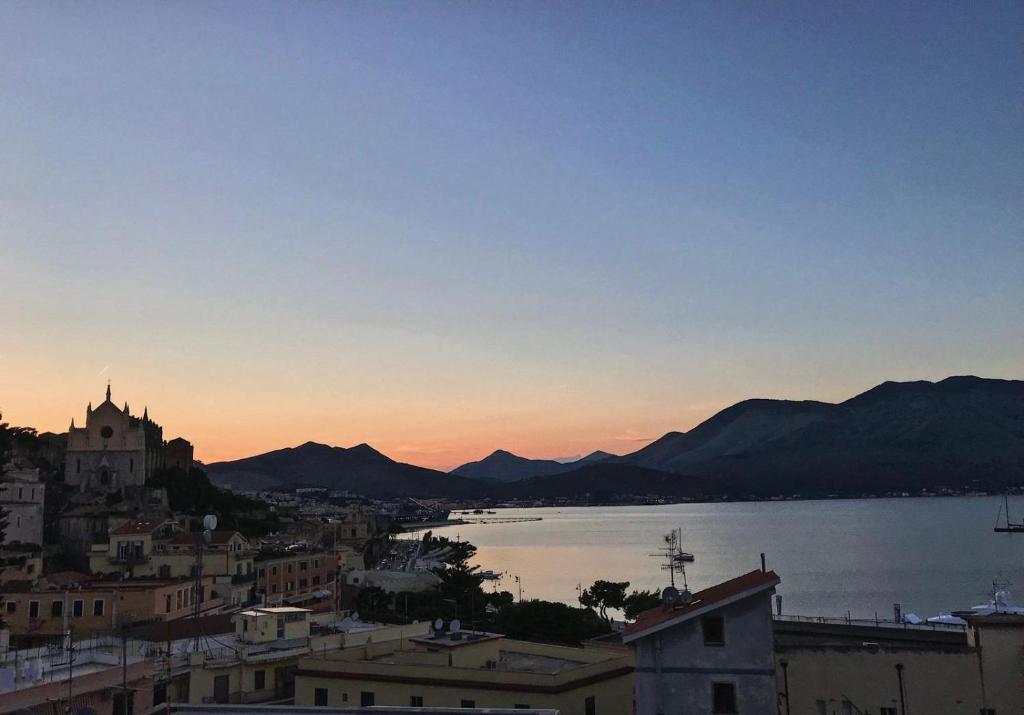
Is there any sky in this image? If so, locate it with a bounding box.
[1,2,1021,471]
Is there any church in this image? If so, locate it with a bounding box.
[64,384,188,494]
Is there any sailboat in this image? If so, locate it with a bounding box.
[993,495,1024,533]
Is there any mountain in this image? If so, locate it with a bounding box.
[617,376,1024,494]
[205,441,486,498]
[451,449,577,482]
[577,450,614,464]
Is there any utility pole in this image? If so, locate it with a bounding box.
[121,624,129,715]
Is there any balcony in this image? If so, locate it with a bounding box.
[110,554,150,565]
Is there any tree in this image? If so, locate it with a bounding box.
[623,589,662,621]
[356,586,391,618]
[492,600,611,646]
[580,580,629,625]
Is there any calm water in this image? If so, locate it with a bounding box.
[426,496,1024,620]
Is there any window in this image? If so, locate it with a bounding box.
[299,578,308,588]
[113,692,134,715]
[410,696,423,707]
[703,615,725,645]
[312,576,320,585]
[29,601,40,619]
[712,683,737,715]
[258,568,266,578]
[51,600,63,618]
[93,599,105,616]
[314,688,328,706]
[287,563,293,573]
[360,692,374,707]
[461,700,476,709]
[277,618,285,638]
[271,584,278,594]
[73,599,84,617]
[585,696,596,715]
[153,682,167,706]
[313,559,319,568]
[166,594,172,612]
[254,670,265,690]
[76,458,81,474]
[300,561,308,571]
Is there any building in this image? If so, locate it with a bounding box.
[624,569,780,715]
[168,705,557,715]
[167,610,431,705]
[65,384,166,493]
[90,522,258,607]
[0,575,220,643]
[772,597,1024,714]
[166,437,195,471]
[0,460,45,547]
[0,637,157,715]
[256,550,345,606]
[294,627,634,713]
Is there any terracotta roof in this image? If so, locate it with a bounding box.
[46,571,92,587]
[112,519,167,535]
[170,530,246,545]
[623,570,780,642]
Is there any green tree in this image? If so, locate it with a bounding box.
[623,589,661,620]
[492,600,611,646]
[356,586,392,618]
[580,580,630,625]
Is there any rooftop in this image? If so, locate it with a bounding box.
[408,630,503,648]
[624,569,780,642]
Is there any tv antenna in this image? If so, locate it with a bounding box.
[649,527,692,590]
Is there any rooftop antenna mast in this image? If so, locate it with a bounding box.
[649,528,690,590]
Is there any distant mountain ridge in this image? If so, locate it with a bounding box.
[206,376,1024,500]
[205,441,486,498]
[452,448,614,482]
[613,375,1024,493]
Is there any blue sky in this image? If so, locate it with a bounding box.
[1,2,1021,468]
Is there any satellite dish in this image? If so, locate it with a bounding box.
[352,611,359,621]
[433,617,444,632]
[450,618,461,633]
[203,514,218,531]
[338,617,354,630]
[661,586,680,606]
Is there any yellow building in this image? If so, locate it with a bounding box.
[172,612,430,706]
[294,628,634,713]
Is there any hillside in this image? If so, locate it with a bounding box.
[205,441,486,498]
[451,449,579,482]
[617,376,1024,494]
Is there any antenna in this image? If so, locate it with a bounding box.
[649,528,691,590]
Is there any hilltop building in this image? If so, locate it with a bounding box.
[65,384,164,493]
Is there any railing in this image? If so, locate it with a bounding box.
[773,613,964,632]
[110,554,151,565]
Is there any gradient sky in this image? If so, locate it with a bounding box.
[1,2,1021,471]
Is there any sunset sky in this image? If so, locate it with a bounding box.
[1,3,1021,471]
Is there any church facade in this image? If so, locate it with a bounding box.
[65,385,167,493]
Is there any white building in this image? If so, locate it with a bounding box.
[0,461,45,546]
[624,569,781,715]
